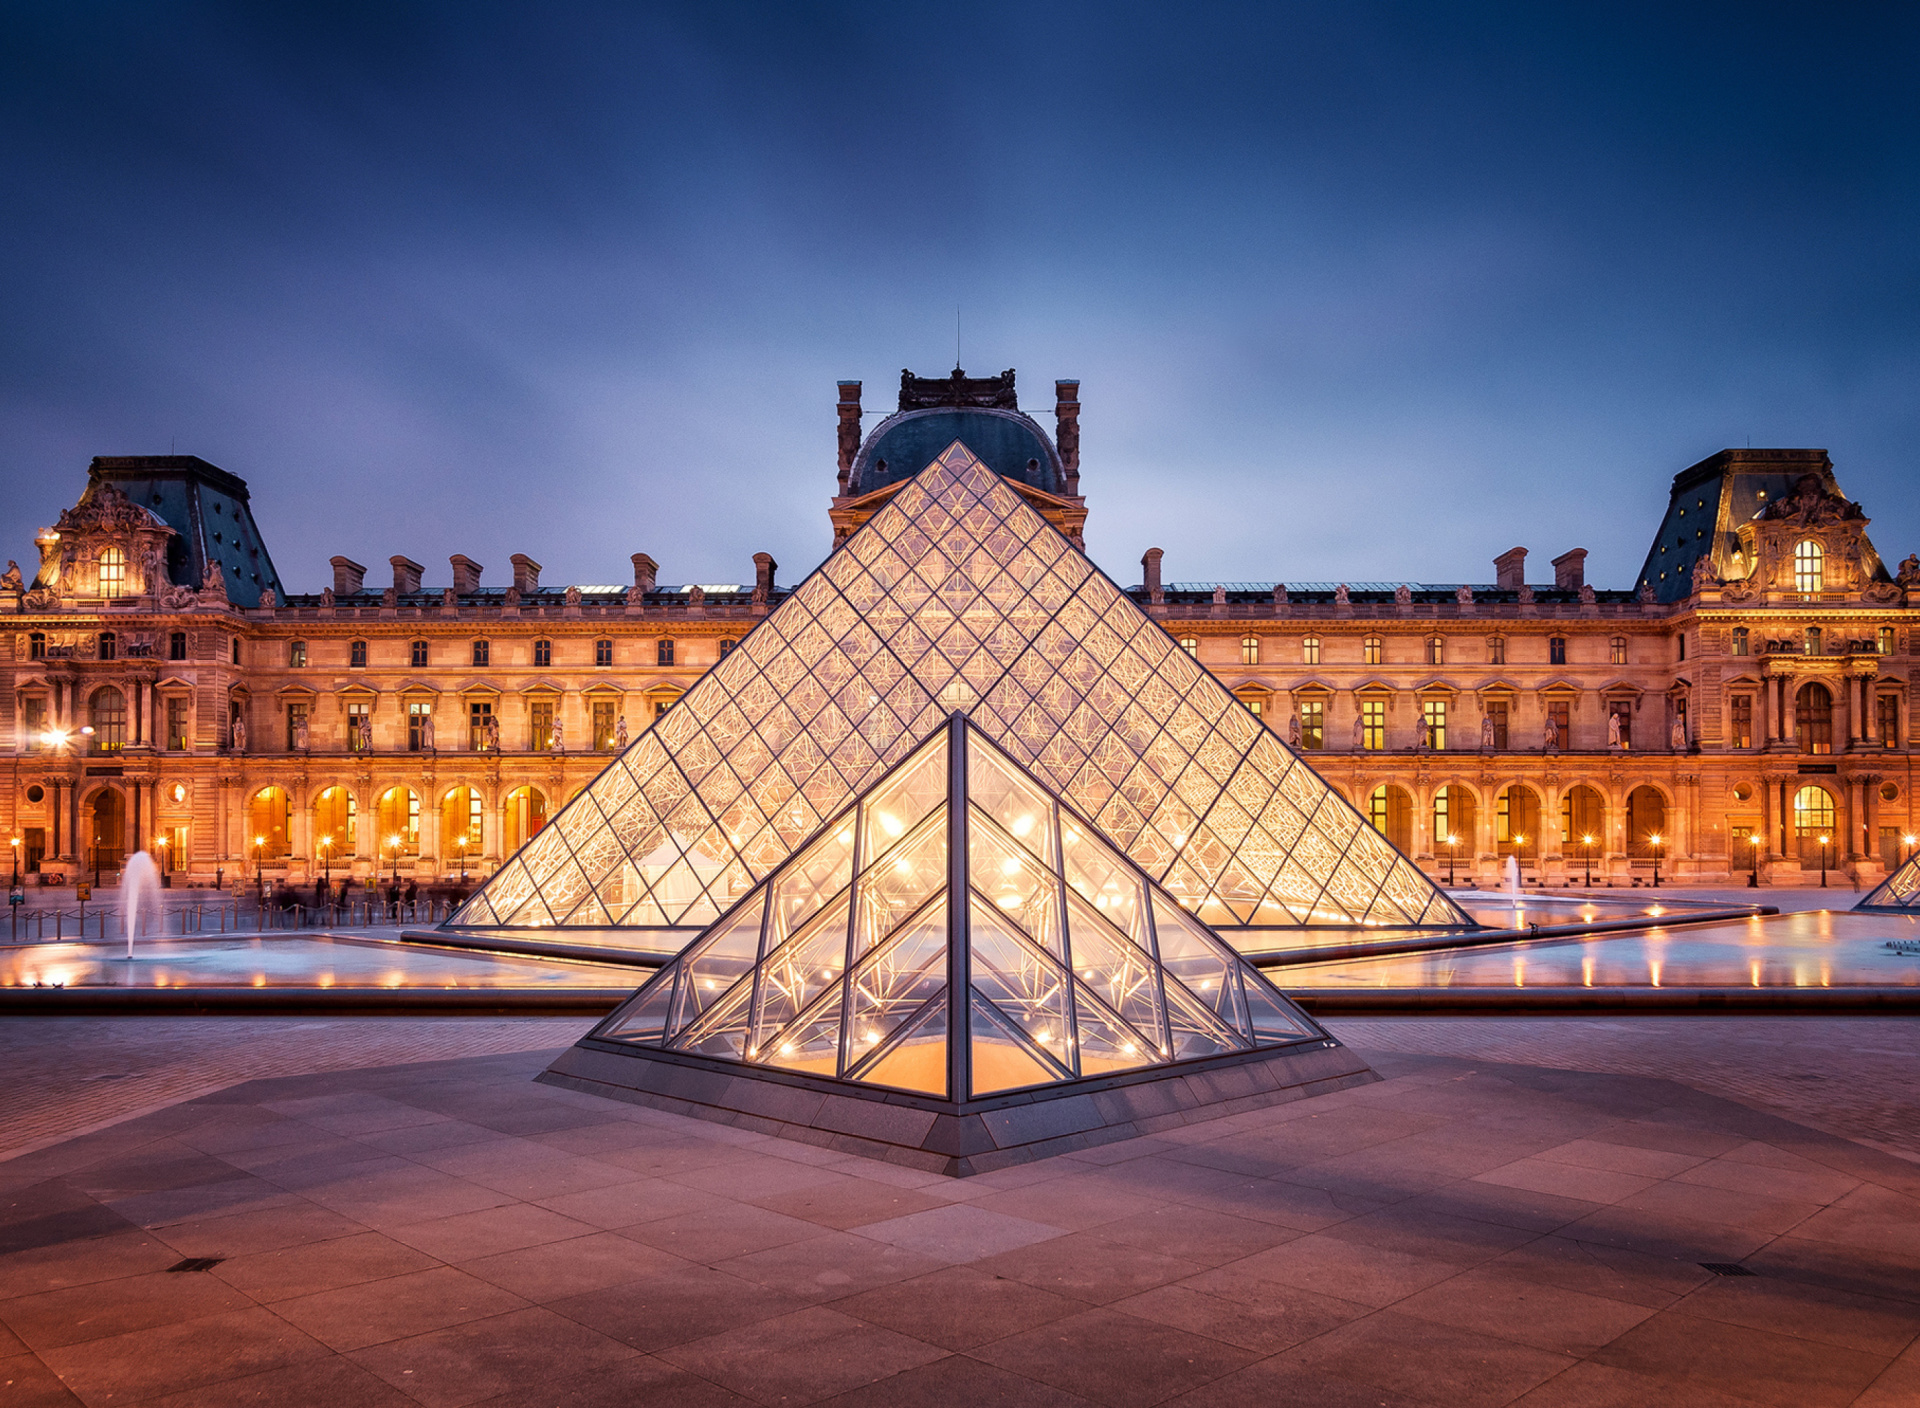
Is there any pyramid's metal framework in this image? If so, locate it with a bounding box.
[1857,853,1920,911]
[451,445,1470,941]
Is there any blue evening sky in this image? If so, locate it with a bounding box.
[2,3,1914,593]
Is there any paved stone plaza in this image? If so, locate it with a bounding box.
[4,1017,1918,1406]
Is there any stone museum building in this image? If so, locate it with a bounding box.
[2,366,1915,898]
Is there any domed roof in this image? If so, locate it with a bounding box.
[851,407,1062,496]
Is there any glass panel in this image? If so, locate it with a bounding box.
[852,812,947,957]
[678,892,765,1022]
[848,897,948,1059]
[969,989,1068,1096]
[1071,981,1160,1076]
[1162,977,1247,1061]
[853,997,948,1096]
[751,896,852,1053]
[760,989,843,1075]
[765,817,856,953]
[968,808,1063,957]
[1060,817,1150,948]
[1151,893,1248,1033]
[1242,977,1317,1043]
[1064,893,1165,1049]
[968,906,1072,1061]
[604,972,676,1044]
[673,978,755,1061]
[968,741,1057,865]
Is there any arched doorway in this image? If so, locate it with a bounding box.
[504,786,547,853]
[442,787,482,874]
[1793,785,1836,865]
[1562,785,1605,857]
[88,788,126,872]
[1367,784,1413,852]
[90,687,126,755]
[1625,786,1668,858]
[1497,785,1539,859]
[375,787,420,863]
[1796,683,1833,755]
[248,787,291,861]
[311,787,355,869]
[1432,785,1476,878]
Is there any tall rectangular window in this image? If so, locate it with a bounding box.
[410,640,429,667]
[1425,637,1443,666]
[28,632,45,660]
[1731,695,1753,749]
[1486,701,1509,749]
[1610,637,1627,665]
[350,639,367,667]
[1363,636,1382,666]
[166,697,188,751]
[1242,636,1260,665]
[1732,627,1749,656]
[169,631,186,660]
[347,701,369,750]
[97,546,126,594]
[1177,637,1197,658]
[286,702,308,751]
[1300,636,1318,666]
[232,637,241,665]
[289,640,307,667]
[533,639,552,667]
[407,701,432,751]
[1878,626,1895,655]
[592,701,616,749]
[1299,700,1323,750]
[1549,637,1567,665]
[1548,700,1571,747]
[1422,700,1447,750]
[470,700,493,750]
[472,639,490,666]
[1487,636,1505,664]
[594,639,613,667]
[1878,694,1900,747]
[530,701,555,751]
[1361,700,1385,751]
[718,639,736,658]
[658,639,676,666]
[23,697,46,752]
[1608,701,1633,749]
[99,632,116,661]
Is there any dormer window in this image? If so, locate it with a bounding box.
[98,546,126,594]
[1794,540,1824,593]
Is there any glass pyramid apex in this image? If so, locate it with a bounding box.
[592,714,1328,1102]
[451,440,1471,941]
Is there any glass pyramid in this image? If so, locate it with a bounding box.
[449,442,1470,937]
[592,713,1327,1100]
[1857,854,1920,911]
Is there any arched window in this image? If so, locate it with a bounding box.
[1796,683,1833,755]
[1793,785,1836,860]
[90,687,126,753]
[1561,785,1605,849]
[376,786,421,856]
[1731,626,1749,656]
[1425,636,1444,666]
[1177,636,1198,658]
[1626,786,1668,858]
[248,786,291,859]
[1367,785,1412,851]
[1497,785,1540,858]
[504,786,547,852]
[1300,636,1318,666]
[312,787,356,861]
[1363,636,1382,666]
[1433,785,1476,856]
[89,788,127,870]
[1793,540,1824,593]
[98,546,126,594]
[1241,636,1260,665]
[441,786,482,859]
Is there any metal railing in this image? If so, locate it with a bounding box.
[4,897,457,943]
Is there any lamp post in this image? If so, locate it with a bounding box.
[1444,832,1457,886]
[1581,833,1594,888]
[1748,833,1762,887]
[1648,833,1663,888]
[318,835,333,883]
[9,837,20,942]
[387,834,402,886]
[1905,834,1917,867]
[1818,833,1831,888]
[455,835,468,884]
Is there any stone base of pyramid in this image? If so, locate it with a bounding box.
[538,1037,1379,1177]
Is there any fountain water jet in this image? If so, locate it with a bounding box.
[122,851,160,959]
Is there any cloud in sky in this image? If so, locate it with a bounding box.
[2,2,1915,592]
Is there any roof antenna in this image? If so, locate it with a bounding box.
[956,305,963,374]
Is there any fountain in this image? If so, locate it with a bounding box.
[1504,855,1521,897]
[122,851,161,959]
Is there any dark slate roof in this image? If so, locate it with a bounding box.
[88,455,286,608]
[849,409,1063,496]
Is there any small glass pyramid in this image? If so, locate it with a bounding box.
[450,442,1470,938]
[592,713,1325,1101]
[1857,853,1920,911]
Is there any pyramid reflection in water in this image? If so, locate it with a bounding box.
[454,444,1468,945]
[541,714,1376,1175]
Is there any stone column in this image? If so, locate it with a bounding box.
[422,784,443,876]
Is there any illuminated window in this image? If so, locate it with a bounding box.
[410,640,429,667]
[289,640,307,668]
[1300,636,1318,666]
[530,700,555,750]
[1804,626,1821,656]
[1486,636,1504,664]
[1425,636,1443,666]
[1363,636,1382,666]
[533,638,552,667]
[347,701,369,750]
[1242,636,1260,665]
[1878,694,1899,747]
[1549,636,1566,665]
[1178,636,1198,658]
[595,638,614,667]
[1299,700,1323,750]
[1361,699,1385,750]
[472,639,490,666]
[98,546,126,594]
[1793,539,1824,593]
[1731,627,1748,656]
[407,701,432,752]
[1610,636,1627,665]
[592,700,617,749]
[469,700,493,751]
[166,697,188,751]
[349,639,367,668]
[1878,626,1895,655]
[1421,699,1447,750]
[1796,683,1833,754]
[658,639,676,666]
[90,687,126,753]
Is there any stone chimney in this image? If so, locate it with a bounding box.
[1055,380,1081,496]
[1141,547,1164,604]
[631,554,658,594]
[1552,549,1588,591]
[330,556,367,595]
[1493,547,1527,591]
[836,381,862,494]
[510,554,542,593]
[390,556,424,596]
[449,555,483,594]
[752,552,777,603]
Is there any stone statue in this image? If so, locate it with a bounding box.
[0,561,21,593]
[1543,716,1559,752]
[688,585,706,609]
[420,712,435,751]
[1578,584,1596,604]
[1481,714,1495,750]
[1287,712,1301,746]
[751,578,768,608]
[443,586,457,608]
[201,557,228,603]
[1608,710,1624,749]
[1636,583,1656,604]
[626,584,646,607]
[1211,585,1226,607]
[614,714,629,750]
[1352,712,1366,750]
[565,584,582,607]
[503,585,521,608]
[293,715,309,751]
[1517,584,1534,604]
[320,586,335,608]
[357,715,373,752]
[1417,718,1432,752]
[1456,585,1473,605]
[1690,556,1719,591]
[381,586,398,609]
[230,714,246,754]
[159,584,196,611]
[258,587,276,610]
[1394,584,1411,605]
[551,717,564,753]
[1670,716,1687,750]
[1334,584,1351,605]
[1897,553,1920,588]
[1271,583,1287,606]
[486,715,500,751]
